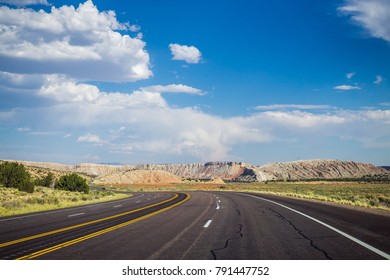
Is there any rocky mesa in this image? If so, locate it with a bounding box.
[253,159,389,181]
[3,159,388,184]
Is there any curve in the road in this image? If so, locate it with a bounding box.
[0,192,190,260]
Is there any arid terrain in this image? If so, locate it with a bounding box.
[5,159,388,185]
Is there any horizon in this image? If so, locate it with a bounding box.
[1,0,390,166]
[2,157,388,168]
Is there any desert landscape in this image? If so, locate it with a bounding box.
[10,159,389,184]
[1,158,389,216]
[1,0,390,270]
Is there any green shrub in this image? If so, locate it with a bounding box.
[44,172,55,188]
[55,173,89,193]
[0,161,34,193]
[19,178,35,193]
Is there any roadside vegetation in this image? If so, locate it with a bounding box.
[234,181,390,210]
[0,186,129,217]
[103,181,390,211]
[0,161,129,217]
[55,173,90,193]
[0,161,34,193]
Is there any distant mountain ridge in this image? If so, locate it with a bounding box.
[2,159,388,184]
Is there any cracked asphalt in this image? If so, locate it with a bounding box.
[4,191,388,259]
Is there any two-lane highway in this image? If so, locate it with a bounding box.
[0,192,189,259]
[1,191,389,260]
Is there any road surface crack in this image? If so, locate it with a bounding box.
[267,208,332,260]
[210,224,243,260]
[210,198,243,260]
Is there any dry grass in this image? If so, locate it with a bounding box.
[104,181,390,211]
[0,187,129,217]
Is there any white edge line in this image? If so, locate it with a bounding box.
[67,212,85,218]
[241,193,390,260]
[204,219,212,228]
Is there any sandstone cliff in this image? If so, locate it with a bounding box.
[8,160,135,177]
[253,160,388,181]
[134,162,251,180]
[3,159,388,184]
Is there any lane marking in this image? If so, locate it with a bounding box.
[113,205,122,208]
[216,200,220,210]
[67,213,85,218]
[203,220,212,228]
[17,193,191,260]
[149,193,215,260]
[0,194,142,222]
[241,193,390,260]
[0,194,179,249]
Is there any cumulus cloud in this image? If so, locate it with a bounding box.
[39,75,100,103]
[3,73,389,161]
[339,0,390,42]
[37,76,205,108]
[169,43,202,64]
[334,85,361,90]
[0,0,49,6]
[0,71,45,91]
[0,0,151,81]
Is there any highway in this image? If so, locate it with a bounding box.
[0,191,389,260]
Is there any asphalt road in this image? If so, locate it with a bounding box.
[0,191,389,260]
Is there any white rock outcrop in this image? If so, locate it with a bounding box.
[4,159,388,184]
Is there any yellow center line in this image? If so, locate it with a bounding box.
[17,193,191,260]
[0,193,180,249]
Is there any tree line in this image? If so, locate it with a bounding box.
[0,161,89,193]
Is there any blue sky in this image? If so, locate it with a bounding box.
[0,0,389,166]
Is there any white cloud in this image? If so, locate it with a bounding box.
[363,110,390,124]
[374,75,383,85]
[346,72,355,79]
[0,0,49,6]
[0,1,151,82]
[2,74,390,162]
[39,75,100,103]
[255,104,334,110]
[339,0,390,42]
[141,84,205,95]
[258,111,347,128]
[169,43,202,64]
[334,85,362,90]
[77,133,102,143]
[0,71,45,92]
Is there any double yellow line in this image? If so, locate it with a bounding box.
[0,193,190,260]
